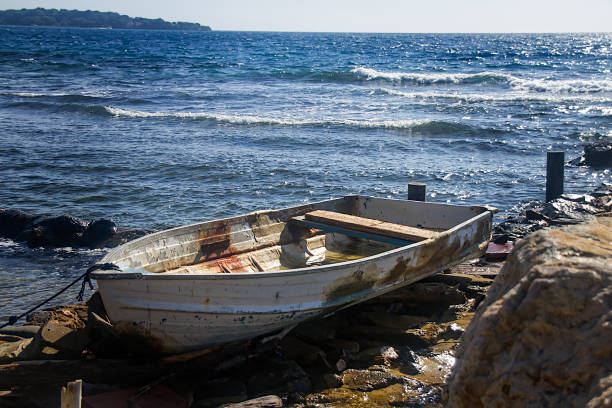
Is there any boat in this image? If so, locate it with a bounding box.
[91,195,495,353]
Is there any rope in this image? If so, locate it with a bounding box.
[0,262,121,329]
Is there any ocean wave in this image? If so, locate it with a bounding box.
[376,88,609,103]
[2,91,109,103]
[105,106,491,134]
[353,67,612,94]
[353,67,512,85]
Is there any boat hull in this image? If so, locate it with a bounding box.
[93,196,493,353]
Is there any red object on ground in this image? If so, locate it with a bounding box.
[82,384,188,408]
[485,241,514,261]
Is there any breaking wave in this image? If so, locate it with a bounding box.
[353,67,612,94]
[105,106,495,134]
[376,88,610,103]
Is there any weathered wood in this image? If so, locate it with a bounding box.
[60,379,82,408]
[222,395,283,408]
[304,210,437,242]
[291,216,413,246]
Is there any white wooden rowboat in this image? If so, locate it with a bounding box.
[91,195,495,353]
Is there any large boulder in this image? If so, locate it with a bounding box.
[19,214,87,247]
[0,209,38,239]
[445,216,612,407]
[81,218,117,248]
[584,139,612,168]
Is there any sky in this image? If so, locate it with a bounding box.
[1,0,611,33]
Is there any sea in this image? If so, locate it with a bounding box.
[0,27,610,317]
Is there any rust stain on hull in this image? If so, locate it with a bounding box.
[322,216,491,304]
[195,221,233,262]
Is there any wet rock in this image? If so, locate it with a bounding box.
[584,139,612,167]
[336,325,428,349]
[246,359,311,398]
[0,209,39,239]
[492,187,612,244]
[445,215,612,408]
[540,198,600,223]
[279,336,327,367]
[427,273,491,306]
[352,346,398,369]
[340,368,404,392]
[81,218,117,248]
[19,214,87,248]
[437,323,464,341]
[0,208,150,249]
[592,182,612,197]
[351,345,420,375]
[101,227,154,248]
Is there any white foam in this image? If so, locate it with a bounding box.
[354,67,612,94]
[105,106,450,130]
[377,87,608,103]
[510,77,612,94]
[353,67,513,84]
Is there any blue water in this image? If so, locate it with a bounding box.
[1,27,611,316]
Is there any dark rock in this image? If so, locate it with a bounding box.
[0,208,152,249]
[19,214,87,248]
[437,323,464,341]
[81,218,117,248]
[592,182,612,197]
[321,373,342,388]
[317,338,360,355]
[584,139,612,168]
[101,227,153,248]
[340,368,404,392]
[541,198,600,220]
[194,378,248,408]
[492,234,509,244]
[279,336,327,367]
[246,359,311,398]
[352,346,397,368]
[525,209,551,222]
[336,325,428,349]
[0,325,41,338]
[293,319,336,344]
[361,311,428,330]
[0,209,39,239]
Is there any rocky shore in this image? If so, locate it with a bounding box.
[1,181,611,407]
[0,263,500,407]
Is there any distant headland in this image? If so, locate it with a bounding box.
[0,8,211,31]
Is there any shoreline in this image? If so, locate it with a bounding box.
[1,183,610,407]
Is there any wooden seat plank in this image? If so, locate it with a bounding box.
[304,210,437,242]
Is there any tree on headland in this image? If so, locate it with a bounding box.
[0,8,211,31]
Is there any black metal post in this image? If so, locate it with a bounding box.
[546,151,564,202]
[408,182,426,201]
